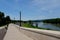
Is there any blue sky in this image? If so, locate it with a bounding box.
[0,0,60,20]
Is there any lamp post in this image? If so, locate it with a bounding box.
[20,11,21,26]
[14,17,15,24]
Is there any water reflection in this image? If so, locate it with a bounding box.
[33,22,60,31]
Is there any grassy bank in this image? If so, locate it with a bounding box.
[22,23,51,30]
[22,23,37,28]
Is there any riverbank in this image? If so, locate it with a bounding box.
[22,23,52,30]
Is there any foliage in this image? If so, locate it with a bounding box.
[0,12,4,18]
[22,23,37,28]
[43,18,60,24]
[0,11,11,26]
[22,23,52,30]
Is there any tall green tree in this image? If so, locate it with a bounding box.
[0,12,4,18]
[5,16,11,24]
[0,12,5,26]
[0,11,11,26]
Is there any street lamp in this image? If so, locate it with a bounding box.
[14,17,15,24]
[20,11,21,26]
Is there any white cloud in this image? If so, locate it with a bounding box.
[31,0,60,10]
[22,16,48,20]
[34,16,48,20]
[14,0,19,2]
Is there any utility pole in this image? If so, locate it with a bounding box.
[14,17,15,24]
[20,11,21,26]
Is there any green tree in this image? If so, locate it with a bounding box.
[0,11,11,26]
[5,16,11,24]
[0,12,5,26]
[0,12,4,18]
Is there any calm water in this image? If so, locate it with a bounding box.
[33,22,60,31]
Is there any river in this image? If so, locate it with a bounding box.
[33,22,60,31]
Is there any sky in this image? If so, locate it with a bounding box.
[0,0,60,20]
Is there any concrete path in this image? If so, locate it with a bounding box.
[3,24,33,40]
[3,24,60,40]
[15,24,60,40]
[20,27,60,38]
[20,28,60,40]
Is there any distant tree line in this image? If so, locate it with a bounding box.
[43,18,60,24]
[0,11,11,26]
[11,20,23,23]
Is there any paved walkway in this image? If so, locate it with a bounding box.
[15,24,60,40]
[3,24,60,40]
[3,24,33,40]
